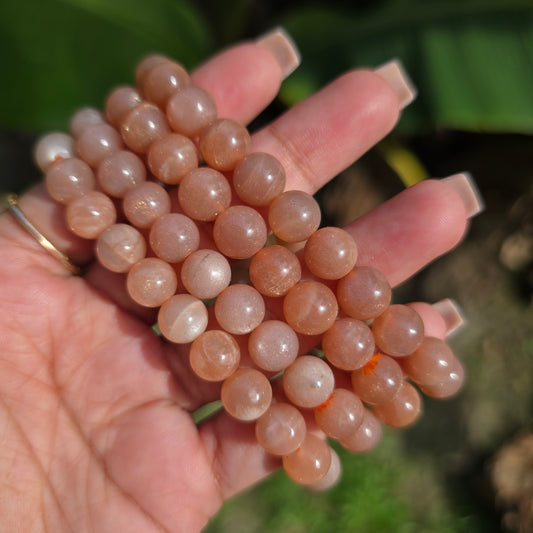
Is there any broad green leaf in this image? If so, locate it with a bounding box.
[0,0,211,131]
[280,0,533,133]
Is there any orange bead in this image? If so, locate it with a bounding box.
[283,281,338,335]
[221,368,272,421]
[282,433,331,486]
[199,118,250,171]
[303,227,358,280]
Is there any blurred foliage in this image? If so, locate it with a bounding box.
[279,0,533,134]
[1,0,533,135]
[206,434,495,533]
[0,0,211,131]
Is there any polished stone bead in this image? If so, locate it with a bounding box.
[199,118,250,171]
[45,157,95,204]
[97,150,146,198]
[303,227,358,280]
[96,223,147,273]
[166,85,217,137]
[283,281,338,335]
[181,249,231,299]
[268,190,321,242]
[233,152,286,206]
[177,167,232,222]
[69,107,106,138]
[147,133,198,185]
[158,294,208,343]
[76,123,123,167]
[149,213,200,263]
[121,103,170,154]
[214,284,265,335]
[213,206,267,259]
[66,190,116,239]
[105,86,142,128]
[249,244,301,297]
[123,181,171,229]
[126,257,177,307]
[34,132,75,171]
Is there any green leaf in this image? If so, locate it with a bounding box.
[280,0,533,133]
[0,0,211,131]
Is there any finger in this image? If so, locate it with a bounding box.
[192,29,300,124]
[251,65,405,193]
[3,35,295,271]
[347,177,478,287]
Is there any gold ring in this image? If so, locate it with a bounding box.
[3,194,80,275]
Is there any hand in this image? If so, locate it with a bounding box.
[0,34,476,532]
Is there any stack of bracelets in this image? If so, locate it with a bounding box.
[29,53,465,490]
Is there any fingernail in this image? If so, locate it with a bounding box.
[256,27,301,79]
[442,172,484,218]
[433,299,466,336]
[374,59,417,110]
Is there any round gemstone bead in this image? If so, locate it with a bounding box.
[248,320,299,372]
[282,355,335,408]
[401,336,458,386]
[199,118,251,171]
[232,152,286,206]
[97,150,147,198]
[34,132,75,171]
[283,281,338,335]
[314,388,364,440]
[76,123,123,167]
[135,54,169,88]
[177,167,232,222]
[166,85,217,137]
[372,304,425,357]
[66,190,116,239]
[213,205,267,260]
[373,381,422,428]
[336,266,392,320]
[268,190,321,242]
[149,213,200,263]
[255,403,306,456]
[121,103,170,154]
[419,359,465,399]
[45,157,95,204]
[249,244,301,297]
[141,60,190,108]
[214,284,265,335]
[303,227,358,280]
[189,330,240,382]
[221,368,272,421]
[96,223,146,273]
[351,353,404,405]
[181,249,231,299]
[126,257,177,308]
[158,294,208,343]
[123,181,171,229]
[69,107,106,138]
[105,86,143,128]
[322,318,375,371]
[282,433,331,486]
[308,447,341,491]
[147,133,198,185]
[338,408,382,453]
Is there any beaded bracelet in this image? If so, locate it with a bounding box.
[33,53,465,489]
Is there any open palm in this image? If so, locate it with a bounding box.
[0,38,471,532]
